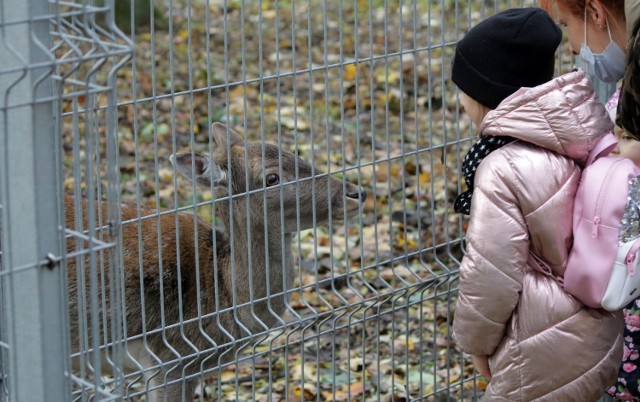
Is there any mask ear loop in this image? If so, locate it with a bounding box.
[583,6,587,44]
[605,15,613,42]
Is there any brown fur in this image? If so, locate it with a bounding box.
[66,123,366,401]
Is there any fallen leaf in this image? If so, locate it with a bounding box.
[343,64,357,80]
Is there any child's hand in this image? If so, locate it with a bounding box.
[471,354,492,381]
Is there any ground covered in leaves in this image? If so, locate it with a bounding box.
[57,0,576,400]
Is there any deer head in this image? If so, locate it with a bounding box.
[170,123,365,233]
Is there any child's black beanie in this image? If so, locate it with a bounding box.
[451,8,562,109]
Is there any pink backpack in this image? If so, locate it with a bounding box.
[563,133,640,311]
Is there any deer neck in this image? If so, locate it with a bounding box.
[218,202,295,299]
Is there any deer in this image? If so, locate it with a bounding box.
[65,123,366,401]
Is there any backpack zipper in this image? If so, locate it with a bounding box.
[626,239,640,275]
[592,216,601,238]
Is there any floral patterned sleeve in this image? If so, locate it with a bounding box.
[608,299,640,401]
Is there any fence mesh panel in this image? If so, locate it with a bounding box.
[0,0,595,401]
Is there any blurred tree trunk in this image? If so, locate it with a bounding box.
[97,0,168,34]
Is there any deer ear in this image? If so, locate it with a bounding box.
[170,153,227,188]
[211,122,243,150]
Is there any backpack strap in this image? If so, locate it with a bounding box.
[586,133,618,166]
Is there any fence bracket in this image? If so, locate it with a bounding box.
[45,253,61,270]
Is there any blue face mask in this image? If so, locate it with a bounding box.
[579,11,626,83]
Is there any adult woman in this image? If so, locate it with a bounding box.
[540,1,640,400]
[541,0,638,84]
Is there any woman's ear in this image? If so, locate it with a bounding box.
[586,0,608,30]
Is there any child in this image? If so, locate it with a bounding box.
[610,89,640,162]
[607,25,640,402]
[451,8,623,401]
[604,88,640,402]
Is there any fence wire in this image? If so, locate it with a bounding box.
[0,0,571,401]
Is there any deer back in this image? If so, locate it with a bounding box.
[65,194,244,364]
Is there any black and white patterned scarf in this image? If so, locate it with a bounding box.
[454,135,516,215]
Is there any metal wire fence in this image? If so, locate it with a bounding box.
[0,0,602,401]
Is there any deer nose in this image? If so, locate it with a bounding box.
[347,188,367,203]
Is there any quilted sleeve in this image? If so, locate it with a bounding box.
[452,151,528,356]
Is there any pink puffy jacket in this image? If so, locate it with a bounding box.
[453,70,624,401]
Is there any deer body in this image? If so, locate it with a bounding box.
[66,123,366,401]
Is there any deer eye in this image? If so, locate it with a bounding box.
[265,173,279,187]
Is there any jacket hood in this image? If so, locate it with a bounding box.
[478,70,613,165]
